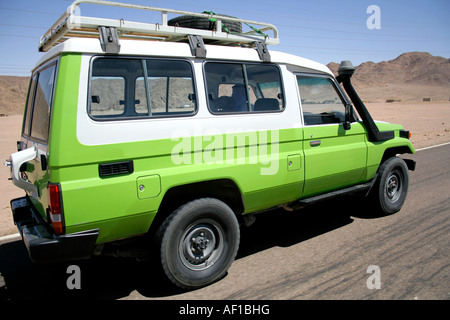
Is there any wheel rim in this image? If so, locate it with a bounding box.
[385,169,403,203]
[179,219,224,271]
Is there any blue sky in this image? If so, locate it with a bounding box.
[0,0,449,76]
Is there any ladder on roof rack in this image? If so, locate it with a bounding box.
[39,0,280,54]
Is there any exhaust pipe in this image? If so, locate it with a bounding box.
[337,60,394,142]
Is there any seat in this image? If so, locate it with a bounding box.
[254,98,279,111]
[211,96,234,112]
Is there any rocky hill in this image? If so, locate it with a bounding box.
[327,52,450,102]
[1,52,449,116]
[0,76,29,116]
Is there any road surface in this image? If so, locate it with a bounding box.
[0,144,448,302]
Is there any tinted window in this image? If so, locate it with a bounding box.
[91,76,125,116]
[205,62,284,114]
[297,76,346,125]
[24,64,57,142]
[23,75,37,137]
[90,58,196,119]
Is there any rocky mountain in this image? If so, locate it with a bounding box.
[327,52,450,102]
[0,76,29,116]
[1,52,449,116]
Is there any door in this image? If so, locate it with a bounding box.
[297,74,367,197]
[18,61,58,218]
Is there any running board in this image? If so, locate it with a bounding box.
[283,181,374,212]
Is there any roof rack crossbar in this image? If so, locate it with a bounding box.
[39,0,279,52]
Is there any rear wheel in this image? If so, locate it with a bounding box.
[370,157,409,214]
[157,198,240,289]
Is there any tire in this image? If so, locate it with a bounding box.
[168,14,242,33]
[157,198,240,289]
[370,157,409,215]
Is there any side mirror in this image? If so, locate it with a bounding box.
[343,121,351,130]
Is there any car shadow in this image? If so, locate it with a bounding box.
[0,195,379,300]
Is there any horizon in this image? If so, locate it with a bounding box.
[0,50,444,79]
[0,0,449,76]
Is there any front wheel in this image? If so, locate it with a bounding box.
[370,157,409,215]
[158,198,240,290]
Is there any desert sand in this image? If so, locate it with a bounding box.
[1,102,450,236]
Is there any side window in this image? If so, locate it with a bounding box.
[90,58,196,120]
[205,62,284,114]
[297,75,347,126]
[91,76,125,116]
[90,58,141,118]
[140,60,196,115]
[24,63,57,142]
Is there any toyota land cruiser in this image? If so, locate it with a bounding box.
[5,0,415,289]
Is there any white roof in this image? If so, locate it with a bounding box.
[34,0,332,76]
[34,37,333,76]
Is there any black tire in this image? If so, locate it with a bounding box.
[157,198,240,289]
[370,157,409,215]
[168,14,242,33]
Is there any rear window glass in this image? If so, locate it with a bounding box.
[89,58,196,120]
[23,63,57,142]
[23,76,37,137]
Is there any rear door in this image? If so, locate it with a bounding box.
[297,74,367,197]
[20,60,58,218]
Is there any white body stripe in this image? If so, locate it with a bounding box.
[67,38,333,146]
[76,57,304,146]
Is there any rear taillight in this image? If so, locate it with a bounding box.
[47,182,65,235]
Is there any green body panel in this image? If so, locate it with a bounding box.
[23,53,415,245]
[55,127,305,243]
[302,122,368,196]
[366,121,415,177]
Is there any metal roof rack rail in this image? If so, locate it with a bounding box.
[38,0,280,53]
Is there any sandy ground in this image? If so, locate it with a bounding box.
[0,102,449,237]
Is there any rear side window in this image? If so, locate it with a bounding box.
[89,57,196,120]
[22,63,57,142]
[205,62,284,114]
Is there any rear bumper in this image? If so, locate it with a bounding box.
[11,197,98,263]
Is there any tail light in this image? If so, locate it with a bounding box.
[47,182,65,235]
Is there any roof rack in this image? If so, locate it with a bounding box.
[39,0,280,54]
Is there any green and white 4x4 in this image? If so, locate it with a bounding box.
[6,0,415,289]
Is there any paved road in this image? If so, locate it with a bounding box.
[0,144,449,301]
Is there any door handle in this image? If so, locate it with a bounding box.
[310,140,321,147]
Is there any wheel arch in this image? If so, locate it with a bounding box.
[148,179,245,236]
[380,145,414,166]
